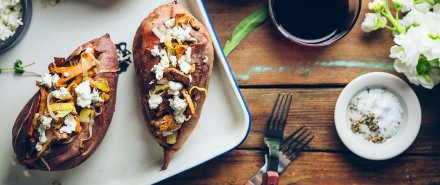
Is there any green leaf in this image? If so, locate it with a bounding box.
[416,55,430,76]
[14,59,25,74]
[223,6,268,56]
[432,58,440,66]
[0,59,37,75]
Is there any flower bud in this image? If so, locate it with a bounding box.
[392,0,413,12]
[361,13,388,32]
[368,0,386,12]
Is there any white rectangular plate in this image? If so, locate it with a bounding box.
[0,0,250,184]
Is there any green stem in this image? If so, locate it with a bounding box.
[21,62,35,68]
[0,67,15,70]
[381,1,404,34]
[385,25,394,30]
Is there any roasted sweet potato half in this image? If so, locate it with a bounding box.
[133,3,214,170]
[12,34,119,171]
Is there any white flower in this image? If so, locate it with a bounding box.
[390,45,405,60]
[433,4,440,14]
[393,0,413,12]
[361,13,388,32]
[368,0,386,12]
[399,9,425,29]
[391,23,440,88]
[393,27,425,69]
[413,1,432,13]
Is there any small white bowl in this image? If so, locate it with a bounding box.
[334,72,421,160]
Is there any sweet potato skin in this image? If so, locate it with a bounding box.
[12,34,119,171]
[133,3,214,168]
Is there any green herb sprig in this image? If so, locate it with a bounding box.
[0,59,40,76]
[223,6,268,56]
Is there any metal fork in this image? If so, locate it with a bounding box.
[279,126,316,170]
[263,93,293,185]
[246,126,316,185]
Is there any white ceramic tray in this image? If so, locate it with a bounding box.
[0,1,250,184]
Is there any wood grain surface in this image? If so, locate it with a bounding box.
[158,0,440,184]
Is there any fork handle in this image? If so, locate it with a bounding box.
[262,171,279,185]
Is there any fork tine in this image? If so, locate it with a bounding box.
[277,94,293,130]
[283,125,305,144]
[271,93,286,130]
[289,132,312,151]
[265,93,281,132]
[289,134,316,160]
[281,127,308,151]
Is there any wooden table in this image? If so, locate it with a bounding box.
[160,1,440,184]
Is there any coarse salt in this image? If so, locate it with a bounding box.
[349,88,404,142]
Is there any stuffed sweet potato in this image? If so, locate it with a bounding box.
[12,34,119,171]
[133,3,214,170]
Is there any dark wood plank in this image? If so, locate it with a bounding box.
[158,150,440,185]
[238,88,440,155]
[205,0,400,86]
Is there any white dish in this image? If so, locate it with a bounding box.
[0,1,250,184]
[334,72,421,160]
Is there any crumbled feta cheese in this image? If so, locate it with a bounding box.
[169,81,183,91]
[189,75,193,83]
[35,142,43,152]
[148,93,163,109]
[168,95,188,124]
[151,49,170,80]
[37,74,52,87]
[179,60,191,74]
[37,73,59,88]
[63,72,70,77]
[152,65,164,80]
[185,47,192,62]
[0,0,22,41]
[38,126,47,143]
[167,81,183,96]
[91,88,103,103]
[52,73,60,85]
[74,81,102,108]
[167,26,193,44]
[176,46,192,74]
[52,87,70,100]
[164,18,175,29]
[151,45,160,57]
[203,56,209,63]
[40,116,52,130]
[159,50,170,67]
[152,27,165,43]
[170,55,177,67]
[60,114,77,134]
[174,114,186,124]
[169,96,187,113]
[35,115,52,151]
[149,80,155,85]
